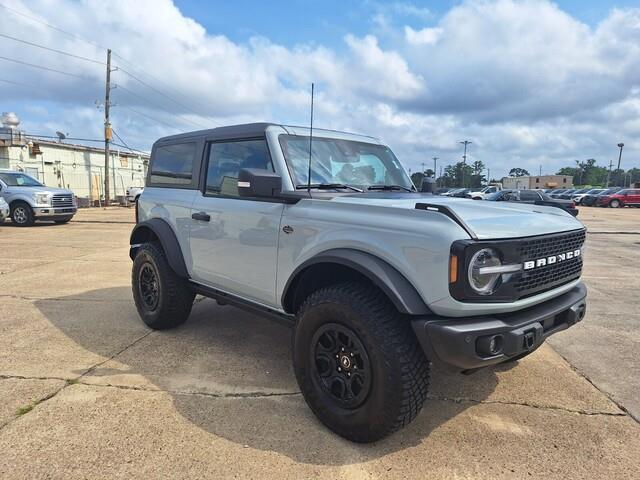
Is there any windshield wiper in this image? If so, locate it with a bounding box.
[367,184,414,192]
[296,183,364,192]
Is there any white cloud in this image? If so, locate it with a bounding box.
[404,26,442,45]
[0,0,638,179]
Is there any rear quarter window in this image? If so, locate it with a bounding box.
[149,142,197,186]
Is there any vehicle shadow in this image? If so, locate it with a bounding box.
[35,287,499,465]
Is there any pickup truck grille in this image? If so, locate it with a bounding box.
[515,229,586,297]
[52,194,74,207]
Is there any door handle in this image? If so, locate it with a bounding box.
[191,212,211,222]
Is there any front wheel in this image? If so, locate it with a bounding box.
[10,201,34,226]
[293,282,430,443]
[131,242,195,329]
[609,199,622,208]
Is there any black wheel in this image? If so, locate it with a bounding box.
[132,242,195,329]
[609,199,622,208]
[293,282,430,443]
[54,216,73,224]
[10,201,34,226]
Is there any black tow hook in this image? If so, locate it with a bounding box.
[523,331,536,351]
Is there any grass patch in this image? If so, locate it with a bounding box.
[16,403,35,416]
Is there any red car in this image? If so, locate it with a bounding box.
[596,188,640,208]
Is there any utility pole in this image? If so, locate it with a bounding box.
[539,165,542,176]
[606,160,613,187]
[460,140,471,187]
[487,168,490,185]
[103,49,112,207]
[616,143,624,186]
[421,161,425,174]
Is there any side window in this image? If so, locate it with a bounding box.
[206,139,273,197]
[519,190,538,201]
[150,143,196,185]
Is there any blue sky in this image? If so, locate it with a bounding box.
[174,0,638,45]
[0,0,638,177]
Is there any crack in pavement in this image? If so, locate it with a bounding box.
[1,373,629,418]
[426,394,627,417]
[0,329,155,432]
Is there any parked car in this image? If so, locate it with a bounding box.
[582,187,621,206]
[485,189,578,216]
[126,186,144,203]
[573,188,605,205]
[0,196,9,223]
[596,188,640,208]
[434,187,451,195]
[450,188,473,198]
[559,188,589,200]
[467,184,503,200]
[549,188,574,199]
[130,122,588,442]
[0,169,77,226]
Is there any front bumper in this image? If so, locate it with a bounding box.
[33,206,77,218]
[411,283,587,371]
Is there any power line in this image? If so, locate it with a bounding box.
[0,32,105,65]
[115,67,217,127]
[0,77,42,89]
[112,129,149,155]
[0,3,107,50]
[0,54,92,79]
[116,84,209,130]
[117,105,185,132]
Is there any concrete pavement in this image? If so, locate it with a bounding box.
[0,206,639,479]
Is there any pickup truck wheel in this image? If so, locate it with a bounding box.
[10,201,34,226]
[293,281,430,443]
[132,242,195,330]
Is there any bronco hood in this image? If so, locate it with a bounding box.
[330,193,584,240]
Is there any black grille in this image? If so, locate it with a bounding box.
[52,194,73,207]
[515,230,585,297]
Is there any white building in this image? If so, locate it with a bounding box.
[0,112,148,205]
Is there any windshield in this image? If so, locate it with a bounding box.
[0,172,43,187]
[278,135,414,191]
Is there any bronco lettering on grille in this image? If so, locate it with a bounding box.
[523,249,581,270]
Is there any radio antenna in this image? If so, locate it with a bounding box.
[307,82,314,195]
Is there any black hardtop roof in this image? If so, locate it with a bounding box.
[153,122,379,146]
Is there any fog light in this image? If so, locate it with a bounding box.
[476,334,504,356]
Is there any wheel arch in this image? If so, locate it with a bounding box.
[282,248,431,316]
[129,218,189,278]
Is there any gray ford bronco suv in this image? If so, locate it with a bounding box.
[130,123,587,442]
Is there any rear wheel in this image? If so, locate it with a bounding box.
[293,281,430,443]
[10,201,34,226]
[132,242,195,329]
[609,199,622,208]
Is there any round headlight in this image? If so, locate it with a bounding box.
[468,248,502,295]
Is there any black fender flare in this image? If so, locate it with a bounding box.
[129,219,189,278]
[282,248,431,315]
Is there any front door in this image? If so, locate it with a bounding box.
[189,138,284,307]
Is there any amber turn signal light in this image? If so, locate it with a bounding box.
[449,254,458,284]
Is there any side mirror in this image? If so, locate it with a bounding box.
[238,168,281,198]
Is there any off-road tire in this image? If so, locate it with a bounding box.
[609,199,622,208]
[293,281,430,443]
[132,242,195,330]
[10,201,34,226]
[54,216,73,224]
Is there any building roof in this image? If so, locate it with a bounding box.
[26,137,149,158]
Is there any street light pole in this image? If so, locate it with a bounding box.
[460,140,471,187]
[616,143,624,186]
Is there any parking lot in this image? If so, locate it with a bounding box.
[1,207,639,479]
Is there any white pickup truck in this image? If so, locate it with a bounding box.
[468,184,503,200]
[126,186,144,203]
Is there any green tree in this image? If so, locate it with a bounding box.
[441,162,474,188]
[508,167,530,177]
[410,169,435,189]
